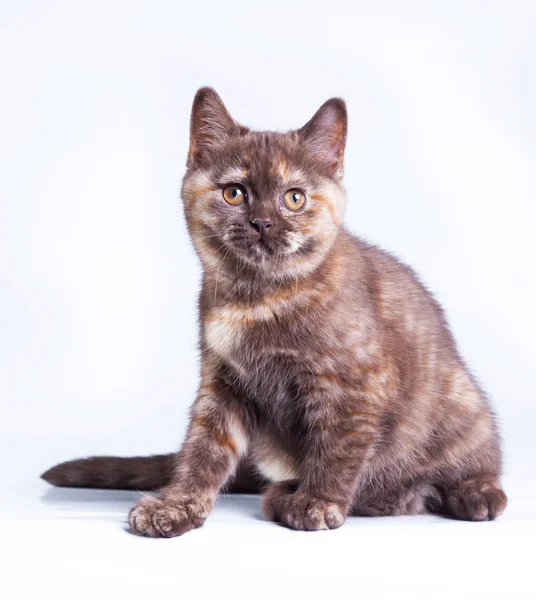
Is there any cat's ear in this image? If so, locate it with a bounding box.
[298,98,348,175]
[188,87,247,165]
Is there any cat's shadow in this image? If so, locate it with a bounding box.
[41,487,265,523]
[41,486,140,507]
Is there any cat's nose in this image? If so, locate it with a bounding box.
[249,219,272,235]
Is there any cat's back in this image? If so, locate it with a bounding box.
[341,228,457,355]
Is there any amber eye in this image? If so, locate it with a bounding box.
[283,189,306,211]
[223,185,247,206]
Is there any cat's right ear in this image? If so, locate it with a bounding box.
[187,87,247,166]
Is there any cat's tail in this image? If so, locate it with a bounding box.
[41,454,173,490]
[41,455,264,493]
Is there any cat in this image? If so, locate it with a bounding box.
[42,87,507,536]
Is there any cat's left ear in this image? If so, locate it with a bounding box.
[298,98,348,175]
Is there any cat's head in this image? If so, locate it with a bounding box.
[181,88,347,280]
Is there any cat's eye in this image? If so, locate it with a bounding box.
[223,185,247,206]
[283,189,306,211]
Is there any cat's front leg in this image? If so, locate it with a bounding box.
[263,480,347,530]
[263,383,380,531]
[129,374,248,538]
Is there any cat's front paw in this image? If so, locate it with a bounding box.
[263,483,345,531]
[129,493,211,538]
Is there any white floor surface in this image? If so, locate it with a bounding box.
[2,474,535,600]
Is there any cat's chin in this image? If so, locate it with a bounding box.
[223,243,294,272]
[224,238,285,260]
[252,240,278,257]
[241,243,283,264]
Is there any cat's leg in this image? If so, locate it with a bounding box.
[263,480,348,530]
[350,481,443,516]
[262,381,381,531]
[129,371,249,538]
[350,477,506,520]
[443,475,507,521]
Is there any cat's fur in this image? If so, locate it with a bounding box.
[42,88,506,536]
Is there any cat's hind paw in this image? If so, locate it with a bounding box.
[446,476,507,521]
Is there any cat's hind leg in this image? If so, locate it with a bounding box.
[351,481,443,517]
[443,475,507,521]
[351,476,506,520]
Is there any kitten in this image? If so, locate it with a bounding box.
[42,88,507,536]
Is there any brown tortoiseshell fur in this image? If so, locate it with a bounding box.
[42,88,506,536]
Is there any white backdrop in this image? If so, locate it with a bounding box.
[1,0,535,486]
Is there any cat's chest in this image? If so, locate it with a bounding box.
[205,304,301,355]
[204,306,246,361]
[203,303,312,387]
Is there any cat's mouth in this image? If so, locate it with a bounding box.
[248,232,312,261]
[211,226,319,269]
[221,228,305,261]
[253,237,277,255]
